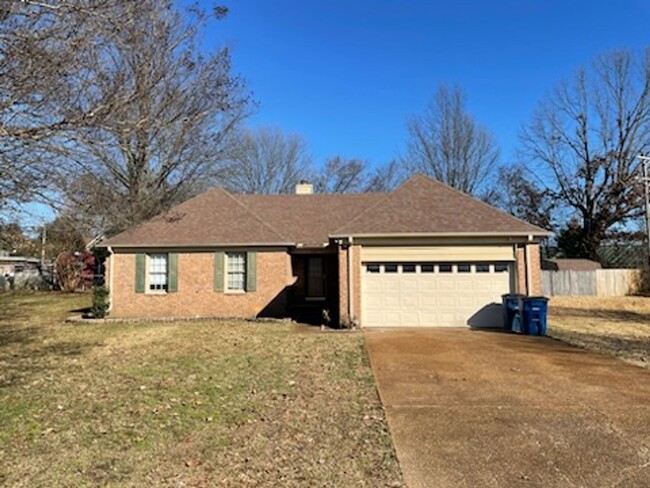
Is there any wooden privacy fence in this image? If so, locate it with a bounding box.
[541,269,642,296]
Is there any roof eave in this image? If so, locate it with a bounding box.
[329,231,552,239]
[98,242,296,249]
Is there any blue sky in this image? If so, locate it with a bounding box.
[201,0,650,167]
[14,0,650,227]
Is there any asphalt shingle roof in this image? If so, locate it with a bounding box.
[103,175,547,248]
[333,175,545,236]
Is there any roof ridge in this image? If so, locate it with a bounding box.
[331,190,397,235]
[219,188,291,243]
[420,175,547,233]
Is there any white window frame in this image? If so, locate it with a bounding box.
[147,253,168,294]
[226,252,246,293]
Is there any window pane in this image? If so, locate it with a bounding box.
[438,264,452,273]
[148,254,168,291]
[226,252,246,291]
[227,253,245,272]
[384,264,398,273]
[457,264,471,273]
[367,264,380,273]
[476,263,490,273]
[495,264,509,273]
[421,264,434,273]
[402,264,416,273]
[228,273,244,291]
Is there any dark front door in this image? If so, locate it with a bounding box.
[306,256,326,299]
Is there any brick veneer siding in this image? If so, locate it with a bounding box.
[526,243,542,295]
[338,246,348,324]
[337,244,361,327]
[515,243,542,296]
[109,250,292,318]
[351,245,361,324]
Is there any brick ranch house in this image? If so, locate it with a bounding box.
[100,175,549,328]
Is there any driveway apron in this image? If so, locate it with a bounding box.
[365,328,650,488]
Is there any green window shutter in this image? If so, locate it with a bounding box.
[135,253,146,293]
[246,251,257,292]
[214,251,224,292]
[167,253,178,293]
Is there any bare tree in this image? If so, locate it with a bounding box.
[56,1,249,234]
[499,165,555,231]
[313,158,407,194]
[520,49,650,259]
[1,2,248,234]
[0,1,121,209]
[314,156,368,193]
[403,85,500,200]
[220,126,311,194]
[365,160,407,192]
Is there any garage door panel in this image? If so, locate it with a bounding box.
[383,295,400,308]
[401,312,419,326]
[401,281,419,293]
[436,280,455,292]
[383,281,400,293]
[472,281,493,292]
[419,281,438,293]
[401,294,418,307]
[382,311,401,325]
[362,262,511,327]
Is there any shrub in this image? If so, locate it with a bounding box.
[634,268,650,296]
[55,251,82,292]
[91,286,110,318]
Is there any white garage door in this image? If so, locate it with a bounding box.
[361,262,512,327]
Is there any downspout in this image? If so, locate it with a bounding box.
[347,236,354,325]
[107,246,114,312]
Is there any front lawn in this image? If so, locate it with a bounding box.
[548,296,650,368]
[0,293,402,487]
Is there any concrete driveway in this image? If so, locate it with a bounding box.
[365,328,650,488]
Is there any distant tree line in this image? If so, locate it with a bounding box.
[2,1,650,263]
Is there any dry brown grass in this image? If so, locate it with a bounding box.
[549,296,650,368]
[0,292,403,487]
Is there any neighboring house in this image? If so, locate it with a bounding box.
[542,258,602,271]
[0,255,43,290]
[0,255,40,276]
[101,175,549,327]
[85,234,105,251]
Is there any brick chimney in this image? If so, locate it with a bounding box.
[295,180,313,195]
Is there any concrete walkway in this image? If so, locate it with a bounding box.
[365,328,650,488]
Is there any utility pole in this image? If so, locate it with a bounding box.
[638,155,650,265]
[40,223,46,268]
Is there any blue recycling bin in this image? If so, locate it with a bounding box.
[521,297,549,336]
[502,294,524,331]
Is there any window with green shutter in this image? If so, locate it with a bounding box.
[148,253,169,292]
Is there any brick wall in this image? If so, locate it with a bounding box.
[527,243,542,295]
[351,244,361,324]
[337,243,361,326]
[515,243,542,296]
[338,246,348,324]
[110,250,291,318]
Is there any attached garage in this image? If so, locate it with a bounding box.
[359,244,517,328]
